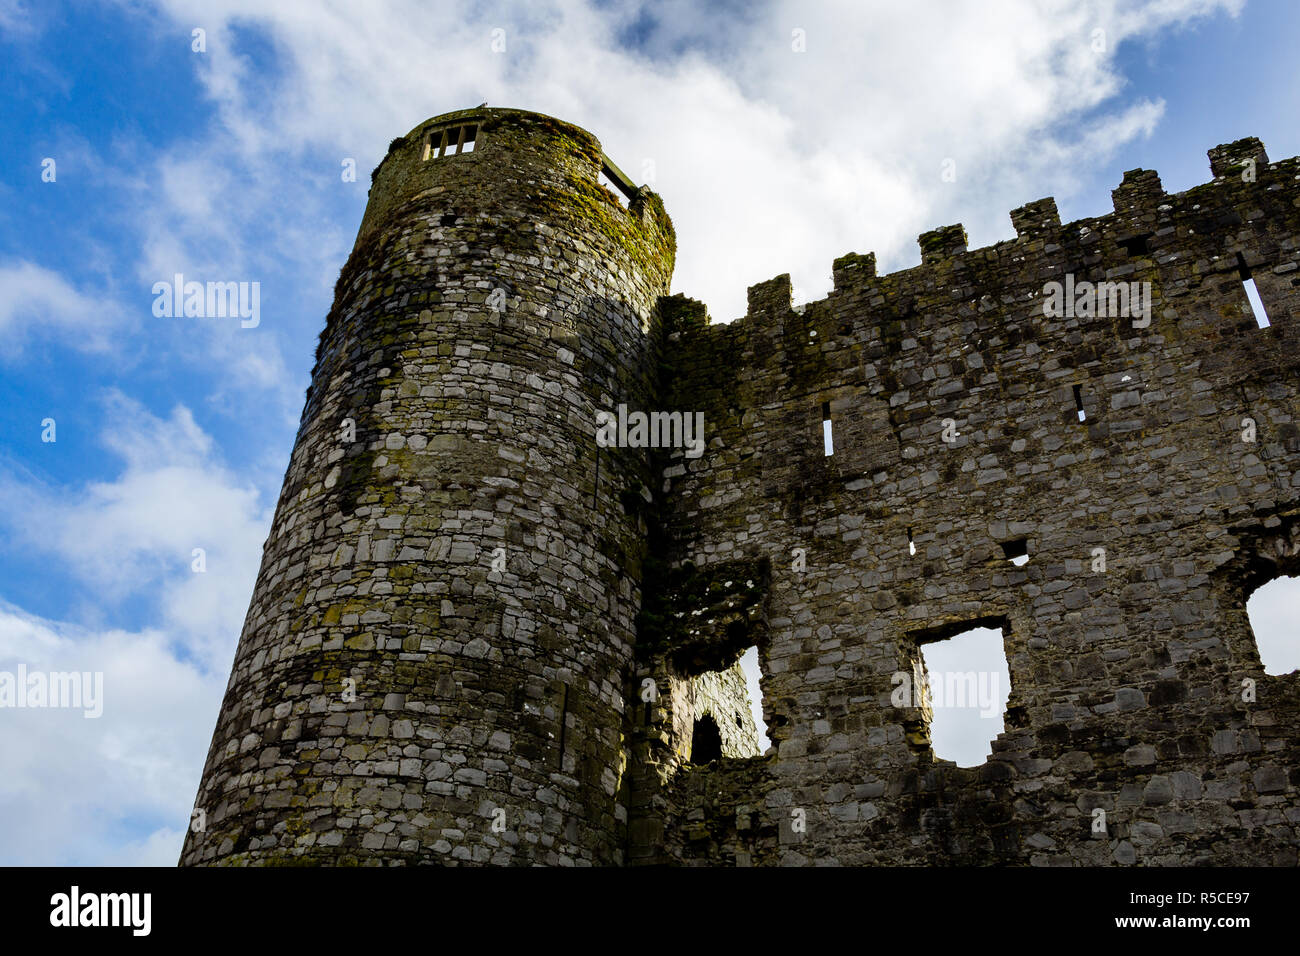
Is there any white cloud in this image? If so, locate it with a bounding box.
[0,389,271,670]
[126,0,1241,319]
[0,261,132,356]
[0,602,222,865]
[0,253,295,424]
[126,149,340,427]
[0,0,39,37]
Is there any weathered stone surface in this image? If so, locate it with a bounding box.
[181,116,1300,867]
[180,108,676,867]
[639,135,1300,866]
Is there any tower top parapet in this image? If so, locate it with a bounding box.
[356,107,674,270]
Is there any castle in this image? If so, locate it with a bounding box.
[180,107,1300,866]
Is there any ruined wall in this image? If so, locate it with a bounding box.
[183,114,1300,868]
[638,138,1300,865]
[181,108,676,866]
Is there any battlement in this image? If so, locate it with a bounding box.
[669,138,1296,344]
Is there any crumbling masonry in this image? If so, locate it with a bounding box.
[181,108,1300,866]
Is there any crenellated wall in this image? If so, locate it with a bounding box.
[635,137,1300,865]
[182,116,1300,867]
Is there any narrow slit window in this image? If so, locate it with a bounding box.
[822,402,833,456]
[908,527,916,557]
[1073,384,1087,422]
[1237,254,1271,328]
[739,645,769,753]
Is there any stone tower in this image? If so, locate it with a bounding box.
[181,108,679,865]
[185,114,1300,867]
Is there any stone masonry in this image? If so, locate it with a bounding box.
[182,108,1299,866]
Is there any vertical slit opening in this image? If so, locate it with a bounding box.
[739,645,770,753]
[1073,384,1087,422]
[822,401,833,456]
[908,527,916,557]
[1237,254,1271,328]
[556,683,569,770]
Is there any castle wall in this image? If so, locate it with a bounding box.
[182,115,1300,867]
[181,108,674,865]
[638,138,1300,864]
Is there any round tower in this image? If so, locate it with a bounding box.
[180,107,675,865]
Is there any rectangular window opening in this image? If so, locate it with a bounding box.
[1247,574,1300,676]
[822,402,833,456]
[685,647,769,764]
[1000,538,1029,566]
[1119,233,1152,257]
[1237,254,1271,328]
[915,625,1011,768]
[425,125,479,161]
[1073,384,1087,422]
[599,155,638,207]
[426,129,444,160]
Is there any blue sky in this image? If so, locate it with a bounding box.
[0,0,1297,864]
